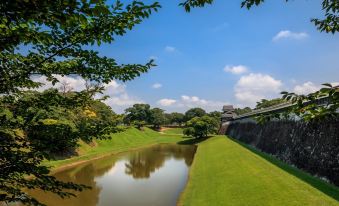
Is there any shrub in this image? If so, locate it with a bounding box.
[183,115,219,138]
[28,119,78,157]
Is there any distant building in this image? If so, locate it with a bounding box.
[221,105,236,122]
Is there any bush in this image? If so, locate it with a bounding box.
[183,115,219,138]
[28,119,78,157]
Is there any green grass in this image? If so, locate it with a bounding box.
[44,127,183,169]
[45,128,339,205]
[161,127,184,135]
[179,136,339,206]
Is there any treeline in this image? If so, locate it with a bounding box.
[123,104,221,128]
[1,89,223,161]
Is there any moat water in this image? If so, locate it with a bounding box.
[26,144,197,206]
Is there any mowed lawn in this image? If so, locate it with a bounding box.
[179,136,339,206]
[161,127,184,135]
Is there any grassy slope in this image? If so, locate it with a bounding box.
[44,127,183,169]
[45,128,339,205]
[179,136,339,206]
[162,127,184,135]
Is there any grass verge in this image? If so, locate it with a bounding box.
[161,127,184,135]
[179,135,339,206]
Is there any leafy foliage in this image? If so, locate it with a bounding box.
[208,111,221,119]
[149,108,166,129]
[180,0,339,33]
[124,104,152,129]
[184,107,206,122]
[166,112,185,126]
[28,119,79,155]
[234,107,252,115]
[0,89,122,204]
[0,0,160,94]
[255,83,339,124]
[183,115,219,138]
[0,107,89,206]
[255,98,286,110]
[2,89,120,155]
[0,0,160,204]
[179,0,213,12]
[281,83,339,121]
[76,100,122,143]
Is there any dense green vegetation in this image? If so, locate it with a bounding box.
[255,98,286,109]
[183,115,219,138]
[281,83,339,121]
[234,107,252,115]
[165,112,185,126]
[0,0,160,204]
[184,107,206,122]
[179,136,339,206]
[1,89,120,157]
[1,0,338,205]
[256,83,339,123]
[123,104,221,131]
[123,104,170,129]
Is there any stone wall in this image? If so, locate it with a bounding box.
[226,119,339,186]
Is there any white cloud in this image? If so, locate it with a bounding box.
[30,75,142,113]
[181,95,208,106]
[157,95,228,112]
[331,82,339,87]
[224,65,249,75]
[102,81,126,96]
[104,94,142,107]
[293,81,320,95]
[293,82,339,95]
[234,73,283,106]
[152,83,162,89]
[164,46,176,52]
[30,75,87,92]
[157,99,177,106]
[273,30,308,42]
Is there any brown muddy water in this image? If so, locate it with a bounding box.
[23,144,196,206]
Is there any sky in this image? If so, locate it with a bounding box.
[33,0,339,113]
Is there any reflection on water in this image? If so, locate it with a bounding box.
[26,144,196,206]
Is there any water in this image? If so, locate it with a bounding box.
[27,144,196,206]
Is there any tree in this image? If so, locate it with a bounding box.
[0,107,88,206]
[124,104,152,129]
[76,100,121,143]
[184,107,206,122]
[255,83,339,123]
[183,115,219,138]
[180,0,338,33]
[0,1,160,204]
[149,108,166,129]
[235,107,252,115]
[0,87,124,205]
[281,83,339,121]
[0,0,160,94]
[168,112,185,126]
[207,111,221,127]
[208,111,221,119]
[255,98,286,110]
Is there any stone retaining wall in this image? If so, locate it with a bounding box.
[226,119,339,186]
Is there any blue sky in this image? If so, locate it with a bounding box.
[34,0,339,113]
